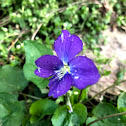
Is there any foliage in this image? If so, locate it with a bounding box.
[0,0,125,66]
[86,102,126,126]
[23,40,52,90]
[0,0,126,126]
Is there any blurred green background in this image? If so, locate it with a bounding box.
[0,0,125,67]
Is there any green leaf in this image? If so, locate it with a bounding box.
[117,92,126,122]
[0,65,28,93]
[118,92,126,110]
[0,93,26,126]
[73,103,87,125]
[86,102,125,126]
[23,40,53,89]
[51,105,68,126]
[0,99,11,119]
[63,112,79,126]
[29,99,58,124]
[86,117,99,126]
[52,104,87,126]
[23,63,49,89]
[116,71,125,82]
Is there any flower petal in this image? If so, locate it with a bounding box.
[54,30,83,63]
[34,55,63,78]
[69,56,100,89]
[48,73,72,98]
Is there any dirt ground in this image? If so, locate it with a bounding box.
[83,27,126,100]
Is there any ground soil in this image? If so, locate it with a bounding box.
[82,27,126,100]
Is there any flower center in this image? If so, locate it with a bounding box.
[55,64,70,80]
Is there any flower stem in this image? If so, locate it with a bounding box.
[86,112,126,126]
[19,92,41,100]
[67,96,73,113]
[78,90,83,102]
[85,79,126,103]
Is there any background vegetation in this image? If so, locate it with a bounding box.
[0,0,126,125]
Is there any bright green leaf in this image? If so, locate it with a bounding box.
[23,40,53,89]
[70,87,88,105]
[117,92,126,122]
[51,105,68,126]
[118,92,126,110]
[52,103,87,126]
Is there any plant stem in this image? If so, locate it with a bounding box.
[78,90,83,102]
[86,112,126,126]
[85,79,126,103]
[19,92,41,100]
[67,96,73,113]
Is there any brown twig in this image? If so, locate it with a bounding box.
[90,89,115,101]
[78,90,83,102]
[0,10,19,27]
[19,92,41,100]
[85,79,126,103]
[86,112,126,126]
[31,23,43,40]
[7,29,29,51]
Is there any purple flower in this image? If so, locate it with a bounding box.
[34,30,100,98]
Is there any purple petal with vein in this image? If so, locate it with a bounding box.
[48,73,72,98]
[69,56,100,89]
[34,55,63,78]
[54,30,83,63]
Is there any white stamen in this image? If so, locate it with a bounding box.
[57,91,59,94]
[55,64,70,80]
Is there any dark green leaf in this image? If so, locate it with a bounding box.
[86,102,125,126]
[73,103,87,125]
[0,99,11,119]
[0,65,28,93]
[29,99,58,124]
[0,93,26,126]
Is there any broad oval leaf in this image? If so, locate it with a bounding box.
[117,92,126,110]
[0,93,26,126]
[0,65,28,93]
[51,105,68,126]
[29,99,58,124]
[117,92,126,122]
[73,103,87,125]
[23,40,53,89]
[0,99,11,119]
